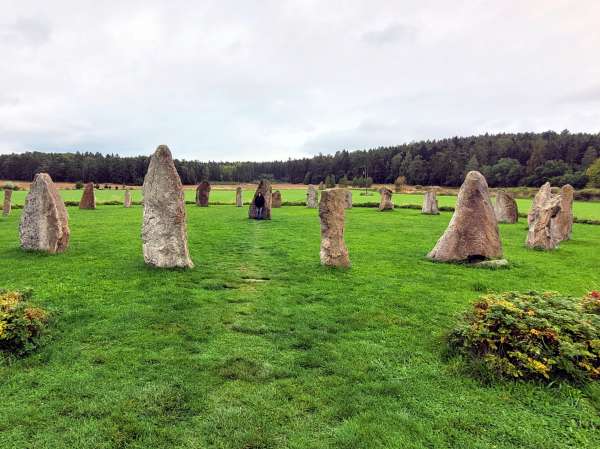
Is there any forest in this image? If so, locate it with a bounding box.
[0,130,599,188]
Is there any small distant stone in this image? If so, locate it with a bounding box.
[236,186,243,207]
[196,181,211,207]
[2,188,12,216]
[422,189,439,215]
[306,185,318,208]
[272,190,282,208]
[494,190,518,224]
[378,188,394,211]
[79,182,96,209]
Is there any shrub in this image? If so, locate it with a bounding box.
[2,182,19,191]
[394,176,406,193]
[447,291,600,383]
[75,181,84,189]
[0,289,49,356]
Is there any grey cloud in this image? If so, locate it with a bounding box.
[0,17,52,46]
[557,85,600,104]
[361,23,417,45]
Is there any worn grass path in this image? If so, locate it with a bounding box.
[0,205,599,448]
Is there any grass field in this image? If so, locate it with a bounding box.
[1,205,599,448]
[7,188,600,220]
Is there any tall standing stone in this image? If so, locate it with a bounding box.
[319,188,350,268]
[141,145,193,268]
[236,186,243,207]
[124,189,132,208]
[307,185,318,208]
[422,189,439,215]
[196,181,211,207]
[248,179,272,220]
[345,189,352,209]
[272,190,282,208]
[378,187,394,211]
[2,188,12,216]
[318,181,325,190]
[79,182,96,209]
[494,190,518,223]
[528,182,552,227]
[526,195,562,250]
[551,184,574,242]
[427,171,503,262]
[19,173,70,253]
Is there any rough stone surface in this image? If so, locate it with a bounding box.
[318,181,324,190]
[428,171,503,262]
[528,182,552,226]
[526,195,562,250]
[196,181,211,207]
[345,189,352,209]
[79,182,96,209]
[551,184,574,242]
[494,190,518,223]
[272,190,282,208]
[2,188,12,216]
[307,185,318,208]
[378,188,394,211]
[248,179,272,219]
[421,189,439,215]
[124,189,132,208]
[319,188,350,267]
[19,173,70,253]
[473,258,510,269]
[236,187,243,207]
[141,145,193,268]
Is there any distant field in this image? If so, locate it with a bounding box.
[7,188,600,221]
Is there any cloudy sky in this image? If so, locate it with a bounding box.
[1,0,599,161]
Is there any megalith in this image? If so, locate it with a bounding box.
[494,190,518,223]
[422,189,439,215]
[427,171,502,262]
[2,188,12,216]
[551,184,574,242]
[141,145,193,268]
[528,182,552,226]
[378,188,394,211]
[196,181,211,207]
[526,195,562,250]
[319,188,350,268]
[318,181,324,190]
[236,186,243,207]
[124,189,132,208]
[248,179,272,220]
[272,190,282,208]
[19,173,70,253]
[79,182,96,209]
[306,185,318,208]
[345,189,352,209]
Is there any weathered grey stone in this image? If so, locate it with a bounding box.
[124,189,132,208]
[2,188,12,216]
[345,189,352,209]
[526,195,561,250]
[141,145,193,268]
[236,186,243,207]
[19,173,70,253]
[473,258,510,269]
[272,190,282,208]
[319,188,350,267]
[378,188,394,211]
[79,182,96,209]
[428,171,503,262]
[196,181,211,207]
[307,185,318,208]
[422,189,439,215]
[318,181,324,190]
[528,182,552,227]
[494,190,518,223]
[551,184,574,242]
[248,180,272,220]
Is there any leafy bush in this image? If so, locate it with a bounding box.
[0,289,49,356]
[586,158,600,188]
[2,182,19,191]
[447,291,600,383]
[75,181,84,189]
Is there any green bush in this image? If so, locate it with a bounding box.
[75,181,84,189]
[0,289,50,357]
[447,291,600,383]
[2,182,19,191]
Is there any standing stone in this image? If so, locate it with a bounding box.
[79,182,96,209]
[528,182,552,226]
[345,189,352,209]
[124,189,132,208]
[427,171,503,262]
[196,181,211,207]
[494,190,518,223]
[236,186,243,207]
[272,190,282,208]
[526,195,562,250]
[319,188,350,268]
[307,185,318,208]
[318,181,325,190]
[248,179,272,220]
[141,145,193,268]
[378,188,394,211]
[19,173,70,253]
[2,188,12,216]
[422,189,439,215]
[551,184,574,242]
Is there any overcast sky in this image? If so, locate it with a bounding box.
[1,0,599,161]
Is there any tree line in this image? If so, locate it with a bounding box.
[1,130,598,188]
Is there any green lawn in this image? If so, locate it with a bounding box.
[1,205,599,448]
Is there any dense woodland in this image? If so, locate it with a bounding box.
[1,131,599,188]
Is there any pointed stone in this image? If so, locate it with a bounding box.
[248,180,272,220]
[306,185,318,208]
[124,189,132,208]
[428,171,502,262]
[345,189,352,209]
[528,182,552,226]
[422,189,439,215]
[272,190,282,208]
[141,145,193,268]
[378,188,394,211]
[494,190,518,223]
[2,188,12,216]
[19,173,70,253]
[318,181,324,190]
[526,195,562,250]
[196,181,211,207]
[319,188,350,267]
[236,186,243,207]
[79,182,96,209]
[551,184,574,242]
